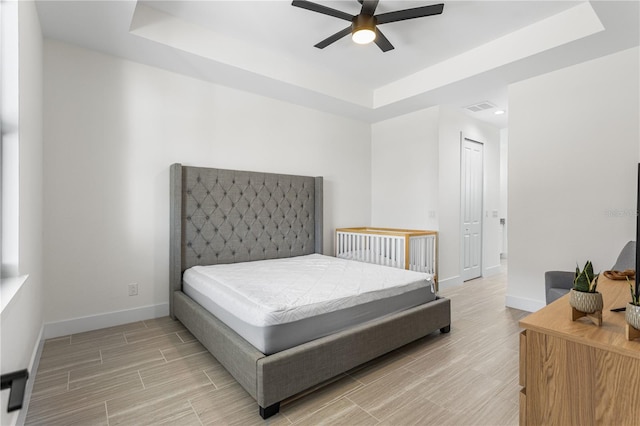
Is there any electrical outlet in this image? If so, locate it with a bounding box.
[128,283,138,296]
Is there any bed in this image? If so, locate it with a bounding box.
[169,164,451,419]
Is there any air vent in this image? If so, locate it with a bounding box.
[465,101,496,113]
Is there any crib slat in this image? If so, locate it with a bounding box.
[335,228,436,278]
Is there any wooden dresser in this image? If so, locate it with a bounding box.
[519,276,640,425]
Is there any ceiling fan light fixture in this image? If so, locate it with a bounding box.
[351,14,376,44]
[352,28,376,44]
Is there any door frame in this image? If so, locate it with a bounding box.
[460,134,484,281]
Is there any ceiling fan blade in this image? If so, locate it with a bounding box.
[314,26,352,49]
[376,3,444,25]
[291,0,353,21]
[374,28,394,52]
[360,0,379,16]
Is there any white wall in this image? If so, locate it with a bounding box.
[0,1,44,425]
[507,47,640,312]
[42,40,372,328]
[371,106,439,230]
[370,105,502,287]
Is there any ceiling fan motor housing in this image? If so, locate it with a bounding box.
[352,13,377,32]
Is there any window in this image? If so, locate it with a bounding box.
[1,0,25,312]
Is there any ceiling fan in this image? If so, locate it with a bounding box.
[291,0,444,52]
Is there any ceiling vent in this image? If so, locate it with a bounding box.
[465,101,496,113]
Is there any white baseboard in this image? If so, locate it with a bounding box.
[43,303,170,339]
[438,275,463,291]
[483,264,502,277]
[505,295,545,313]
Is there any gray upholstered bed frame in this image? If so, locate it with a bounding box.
[169,163,451,419]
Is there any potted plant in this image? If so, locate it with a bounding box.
[569,261,603,324]
[626,278,640,333]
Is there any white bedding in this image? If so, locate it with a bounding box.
[182,254,436,353]
[183,253,434,327]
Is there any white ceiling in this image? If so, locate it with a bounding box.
[36,0,640,128]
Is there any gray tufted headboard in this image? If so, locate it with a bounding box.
[169,164,323,317]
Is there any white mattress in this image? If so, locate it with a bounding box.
[183,254,436,354]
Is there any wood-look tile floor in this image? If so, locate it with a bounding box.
[26,262,528,425]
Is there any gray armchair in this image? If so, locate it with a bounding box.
[545,241,636,305]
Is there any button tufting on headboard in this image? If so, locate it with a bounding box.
[181,166,317,269]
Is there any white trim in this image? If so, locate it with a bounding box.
[483,264,502,277]
[43,303,169,339]
[0,274,29,313]
[438,275,464,291]
[16,324,44,426]
[505,295,545,313]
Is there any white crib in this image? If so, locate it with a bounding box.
[335,227,438,287]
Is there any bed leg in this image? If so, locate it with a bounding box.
[440,325,451,333]
[259,402,280,419]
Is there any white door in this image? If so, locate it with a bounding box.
[461,138,483,281]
